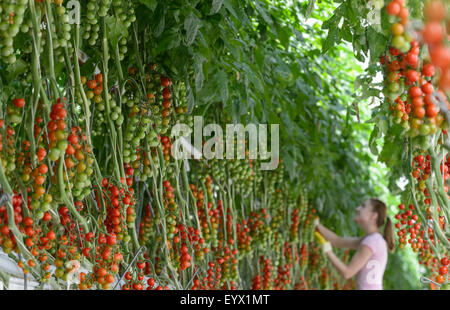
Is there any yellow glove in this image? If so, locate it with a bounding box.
[314,231,332,253]
[314,231,327,245]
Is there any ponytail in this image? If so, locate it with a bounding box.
[369,198,395,253]
[383,217,395,253]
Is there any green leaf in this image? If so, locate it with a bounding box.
[322,8,342,30]
[253,1,273,26]
[367,26,388,64]
[222,0,238,20]
[368,127,380,155]
[105,16,128,49]
[194,54,205,90]
[322,25,340,54]
[185,73,195,114]
[215,70,229,102]
[305,0,315,19]
[153,3,166,37]
[377,116,388,135]
[138,0,157,11]
[340,23,353,43]
[154,31,181,54]
[6,59,27,81]
[184,11,201,46]
[210,0,224,14]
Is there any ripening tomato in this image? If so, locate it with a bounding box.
[423,21,444,44]
[422,64,435,77]
[406,53,418,66]
[413,107,426,118]
[386,1,401,15]
[398,7,408,19]
[13,98,25,108]
[406,70,419,83]
[409,86,423,98]
[427,105,439,117]
[95,73,103,85]
[161,77,170,87]
[412,97,424,108]
[422,82,434,94]
[391,23,404,35]
[87,80,97,89]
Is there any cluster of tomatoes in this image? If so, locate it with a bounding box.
[0,121,17,176]
[190,182,214,247]
[394,201,450,285]
[162,180,177,240]
[186,225,208,261]
[0,193,24,254]
[45,99,69,161]
[394,204,422,250]
[7,98,25,124]
[123,94,152,165]
[252,256,273,290]
[273,263,292,290]
[236,218,252,255]
[383,0,447,138]
[63,126,94,201]
[0,0,28,64]
[101,176,135,243]
[423,1,450,91]
[191,261,224,290]
[247,208,271,248]
[83,0,104,46]
[289,208,301,242]
[51,0,73,63]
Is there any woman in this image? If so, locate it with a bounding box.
[315,198,395,290]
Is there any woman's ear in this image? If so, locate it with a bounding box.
[371,210,378,223]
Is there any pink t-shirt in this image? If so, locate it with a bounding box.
[356,232,388,290]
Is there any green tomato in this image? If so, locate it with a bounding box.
[36,211,44,220]
[49,148,61,161]
[419,124,430,136]
[9,113,21,123]
[57,140,68,152]
[388,82,400,93]
[401,121,410,130]
[392,35,406,49]
[399,42,411,54]
[41,202,51,212]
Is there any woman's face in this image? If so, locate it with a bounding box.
[354,200,377,226]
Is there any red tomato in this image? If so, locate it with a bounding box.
[13,98,25,108]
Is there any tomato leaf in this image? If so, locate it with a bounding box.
[138,0,157,11]
[215,70,229,102]
[322,25,340,54]
[153,3,166,37]
[105,16,128,49]
[305,0,315,19]
[6,59,27,82]
[184,11,201,46]
[367,26,388,64]
[210,0,224,15]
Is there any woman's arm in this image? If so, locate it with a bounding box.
[326,245,373,280]
[317,223,362,249]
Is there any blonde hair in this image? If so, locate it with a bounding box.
[369,198,395,253]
